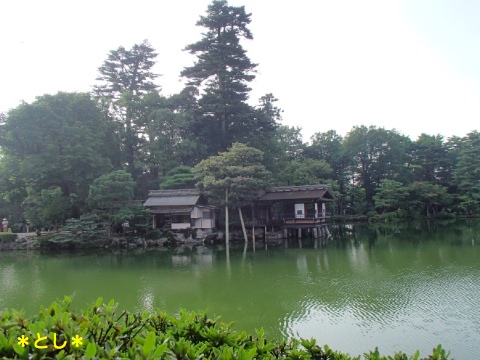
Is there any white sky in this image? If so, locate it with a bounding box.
[1,0,479,142]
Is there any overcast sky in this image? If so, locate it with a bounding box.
[1,0,479,142]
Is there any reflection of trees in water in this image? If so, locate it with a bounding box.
[331,220,480,248]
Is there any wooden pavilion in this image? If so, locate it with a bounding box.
[252,184,334,238]
[143,189,216,231]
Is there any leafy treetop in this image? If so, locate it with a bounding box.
[192,142,271,208]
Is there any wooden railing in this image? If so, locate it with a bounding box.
[245,214,328,227]
[283,217,327,226]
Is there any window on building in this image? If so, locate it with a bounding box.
[172,214,190,223]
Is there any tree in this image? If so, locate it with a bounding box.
[308,130,344,168]
[93,40,159,179]
[343,126,411,206]
[344,187,368,215]
[159,166,195,189]
[181,0,260,154]
[0,92,113,219]
[409,181,452,217]
[142,94,197,174]
[192,143,271,242]
[0,155,27,224]
[410,134,446,183]
[23,187,70,229]
[266,125,307,184]
[307,130,350,213]
[442,135,463,186]
[281,159,333,186]
[452,131,480,214]
[87,170,135,239]
[245,93,281,154]
[373,179,409,214]
[273,125,305,162]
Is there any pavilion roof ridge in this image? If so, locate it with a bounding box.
[269,184,330,193]
[148,188,200,197]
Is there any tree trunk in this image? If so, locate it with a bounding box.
[252,206,256,251]
[106,222,112,240]
[238,208,248,242]
[225,188,229,244]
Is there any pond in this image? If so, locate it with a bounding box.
[1,220,480,358]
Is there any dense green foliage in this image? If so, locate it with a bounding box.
[193,143,271,241]
[0,297,449,359]
[193,143,271,209]
[159,166,195,190]
[0,232,17,243]
[86,170,138,239]
[0,0,479,230]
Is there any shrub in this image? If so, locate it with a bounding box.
[435,211,455,220]
[0,297,450,359]
[179,227,197,239]
[147,228,161,240]
[0,232,17,243]
[160,226,176,246]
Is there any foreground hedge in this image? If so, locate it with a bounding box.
[0,297,449,360]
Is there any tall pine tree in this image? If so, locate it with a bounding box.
[93,40,159,179]
[181,0,258,154]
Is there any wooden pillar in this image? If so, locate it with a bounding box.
[252,206,256,249]
[297,228,301,239]
[238,208,248,243]
[266,204,270,228]
[283,228,288,238]
[313,227,318,239]
[225,189,229,244]
[265,224,268,250]
[252,226,256,250]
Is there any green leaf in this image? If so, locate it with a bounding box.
[95,297,103,307]
[142,331,156,357]
[56,350,67,360]
[13,343,28,356]
[86,341,97,358]
[152,342,168,358]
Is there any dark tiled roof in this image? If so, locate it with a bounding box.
[148,189,199,197]
[148,207,194,214]
[257,185,333,202]
[144,189,200,207]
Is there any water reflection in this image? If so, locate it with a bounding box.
[140,288,155,312]
[0,220,479,359]
[0,264,18,293]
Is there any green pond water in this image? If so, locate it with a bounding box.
[1,220,480,358]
